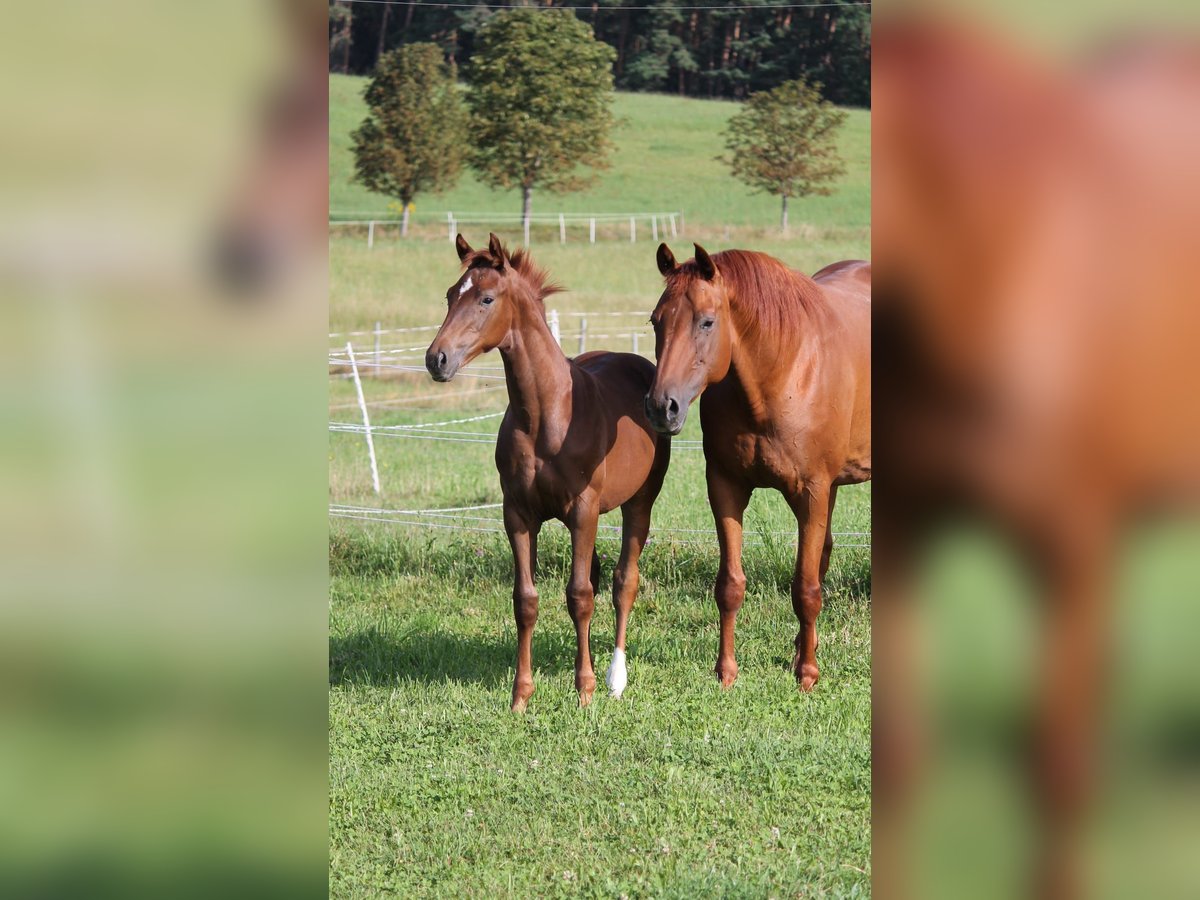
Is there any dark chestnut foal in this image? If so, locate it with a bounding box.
[426,233,671,711]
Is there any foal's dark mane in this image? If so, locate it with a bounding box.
[462,242,563,317]
[669,249,823,343]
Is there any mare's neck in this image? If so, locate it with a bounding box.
[726,293,819,421]
[497,292,571,434]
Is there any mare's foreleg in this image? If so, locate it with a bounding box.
[820,483,839,583]
[790,481,831,691]
[504,505,540,712]
[708,468,752,688]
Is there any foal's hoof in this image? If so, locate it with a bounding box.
[578,688,595,708]
[796,663,820,692]
[715,660,739,689]
[576,673,597,708]
[606,648,628,699]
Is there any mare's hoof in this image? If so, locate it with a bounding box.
[578,688,594,708]
[511,682,534,713]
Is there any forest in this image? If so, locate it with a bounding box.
[328,1,871,106]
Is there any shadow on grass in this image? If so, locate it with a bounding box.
[329,625,580,688]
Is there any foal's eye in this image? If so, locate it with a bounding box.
[480,296,494,306]
[699,317,715,331]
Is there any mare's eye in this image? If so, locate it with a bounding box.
[699,317,715,331]
[481,296,494,306]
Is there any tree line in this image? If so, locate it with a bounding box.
[352,9,846,237]
[329,0,870,107]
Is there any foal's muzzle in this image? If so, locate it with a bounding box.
[425,346,463,382]
[644,391,687,436]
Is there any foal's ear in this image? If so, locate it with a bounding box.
[656,243,677,276]
[487,232,508,269]
[693,243,717,281]
[455,233,473,262]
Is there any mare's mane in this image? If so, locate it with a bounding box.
[462,241,563,317]
[668,249,822,343]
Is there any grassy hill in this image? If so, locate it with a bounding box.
[330,73,869,232]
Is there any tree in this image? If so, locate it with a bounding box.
[465,9,616,244]
[721,78,847,232]
[351,44,466,237]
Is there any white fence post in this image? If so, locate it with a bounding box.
[651,216,659,242]
[670,213,678,237]
[589,218,596,244]
[632,332,639,355]
[367,220,375,250]
[629,217,636,243]
[578,317,588,356]
[523,216,530,247]
[447,213,456,243]
[559,214,566,244]
[548,308,561,346]
[346,342,381,495]
[373,321,382,369]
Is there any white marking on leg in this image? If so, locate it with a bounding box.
[458,275,474,296]
[606,647,627,698]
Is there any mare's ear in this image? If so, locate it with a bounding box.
[693,243,717,281]
[487,232,508,270]
[455,233,473,262]
[656,243,677,276]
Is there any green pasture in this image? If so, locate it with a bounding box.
[330,73,870,233]
[330,74,872,898]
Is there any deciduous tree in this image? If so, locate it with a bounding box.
[721,78,847,231]
[465,9,616,243]
[351,44,465,237]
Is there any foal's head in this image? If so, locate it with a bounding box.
[426,233,557,382]
[644,242,734,434]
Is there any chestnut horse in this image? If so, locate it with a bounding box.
[645,245,870,690]
[426,233,671,711]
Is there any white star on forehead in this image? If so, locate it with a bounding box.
[458,275,474,296]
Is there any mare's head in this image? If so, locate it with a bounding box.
[644,243,734,434]
[426,233,557,381]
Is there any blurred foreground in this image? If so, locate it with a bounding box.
[0,2,327,897]
[874,2,1200,898]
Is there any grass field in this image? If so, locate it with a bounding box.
[330,73,870,233]
[330,76,871,898]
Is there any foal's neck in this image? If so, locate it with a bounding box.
[497,288,571,435]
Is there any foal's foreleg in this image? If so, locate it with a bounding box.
[504,506,540,712]
[820,483,839,583]
[791,482,831,691]
[566,508,599,706]
[606,498,652,698]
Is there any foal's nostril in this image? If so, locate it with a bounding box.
[667,397,680,416]
[437,351,447,368]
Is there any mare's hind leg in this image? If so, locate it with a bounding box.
[591,549,602,598]
[504,505,540,712]
[566,504,600,706]
[789,481,831,691]
[708,467,752,688]
[606,495,652,698]
[820,484,839,584]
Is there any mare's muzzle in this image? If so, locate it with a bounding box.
[644,391,688,436]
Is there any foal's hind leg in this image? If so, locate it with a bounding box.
[790,482,831,691]
[606,495,652,698]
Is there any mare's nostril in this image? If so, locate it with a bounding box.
[438,351,447,368]
[667,397,680,416]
